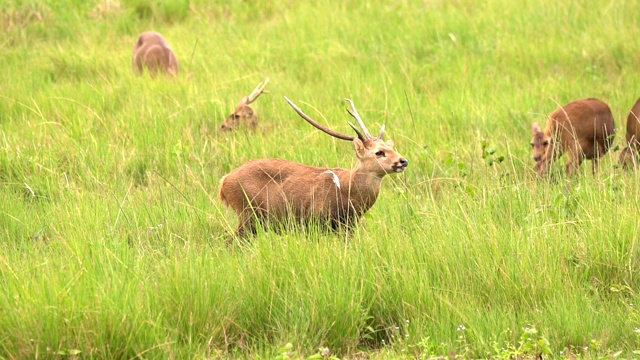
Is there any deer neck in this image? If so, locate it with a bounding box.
[342,166,384,209]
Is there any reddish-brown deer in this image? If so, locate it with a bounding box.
[619,97,640,169]
[219,97,409,237]
[132,31,179,77]
[220,79,269,132]
[531,98,615,176]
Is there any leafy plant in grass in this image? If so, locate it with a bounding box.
[488,326,551,359]
[273,342,339,360]
[480,139,505,166]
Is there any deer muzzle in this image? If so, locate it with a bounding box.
[393,158,409,172]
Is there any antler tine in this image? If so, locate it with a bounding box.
[347,122,366,142]
[245,78,270,104]
[376,124,386,140]
[344,98,373,139]
[284,97,356,141]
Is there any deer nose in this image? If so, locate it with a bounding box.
[534,155,542,162]
[399,158,409,167]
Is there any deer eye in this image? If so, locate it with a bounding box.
[375,150,385,157]
[542,140,549,146]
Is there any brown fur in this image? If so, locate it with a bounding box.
[219,103,408,237]
[619,97,640,169]
[531,98,615,176]
[220,79,268,132]
[220,100,258,132]
[132,32,179,77]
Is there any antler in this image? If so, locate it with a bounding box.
[245,78,269,105]
[345,98,385,140]
[284,97,364,141]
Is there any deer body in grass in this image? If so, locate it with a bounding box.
[619,97,640,168]
[531,98,615,176]
[220,79,269,132]
[132,32,179,77]
[219,98,409,237]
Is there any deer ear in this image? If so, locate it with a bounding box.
[353,138,366,158]
[532,122,542,135]
[243,107,254,117]
[385,139,394,148]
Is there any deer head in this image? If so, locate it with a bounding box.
[220,79,269,132]
[285,97,408,176]
[531,122,550,162]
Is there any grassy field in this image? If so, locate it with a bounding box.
[2,0,640,358]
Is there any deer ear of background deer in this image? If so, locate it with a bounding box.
[242,106,255,118]
[532,122,542,135]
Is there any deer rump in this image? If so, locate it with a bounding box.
[132,32,179,77]
[220,159,380,234]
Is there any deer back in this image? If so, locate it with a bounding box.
[554,98,614,158]
[219,159,382,227]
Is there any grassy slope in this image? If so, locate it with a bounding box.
[1,0,640,358]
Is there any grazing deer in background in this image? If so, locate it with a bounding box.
[219,97,409,237]
[619,97,640,169]
[531,98,615,176]
[132,31,179,77]
[220,79,269,132]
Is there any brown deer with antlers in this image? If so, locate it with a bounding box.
[619,97,640,169]
[220,79,269,132]
[219,97,409,237]
[132,31,179,77]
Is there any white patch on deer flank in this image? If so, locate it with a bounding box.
[325,170,341,189]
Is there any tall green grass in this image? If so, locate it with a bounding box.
[2,0,640,358]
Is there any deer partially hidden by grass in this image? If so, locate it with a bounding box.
[132,31,179,77]
[531,98,615,176]
[219,79,269,132]
[619,97,640,169]
[219,97,409,237]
